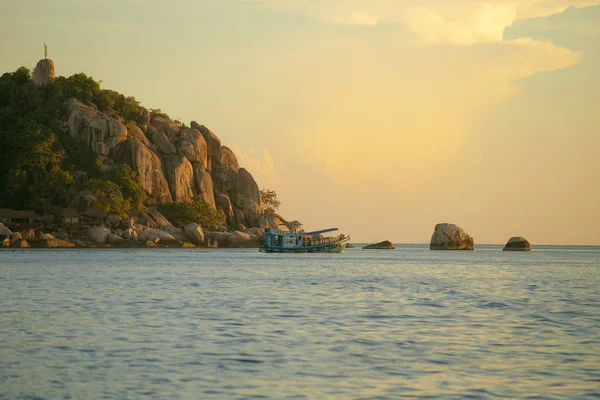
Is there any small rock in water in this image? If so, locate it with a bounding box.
[503,237,531,251]
[363,240,394,249]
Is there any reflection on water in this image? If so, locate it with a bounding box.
[1,245,599,399]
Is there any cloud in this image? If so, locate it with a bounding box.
[249,0,600,44]
[231,145,280,188]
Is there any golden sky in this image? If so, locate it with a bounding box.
[2,0,599,244]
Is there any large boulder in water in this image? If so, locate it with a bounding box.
[184,223,205,245]
[430,223,474,250]
[88,227,111,244]
[363,240,394,249]
[0,223,12,238]
[503,237,531,251]
[228,231,261,248]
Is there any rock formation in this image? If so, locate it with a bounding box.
[503,237,531,251]
[66,99,128,156]
[430,223,474,250]
[363,240,395,249]
[32,59,56,85]
[163,155,195,203]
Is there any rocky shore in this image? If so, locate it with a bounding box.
[0,213,294,249]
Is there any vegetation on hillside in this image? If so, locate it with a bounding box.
[157,197,226,228]
[0,67,150,214]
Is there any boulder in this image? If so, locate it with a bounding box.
[207,231,231,248]
[238,196,263,228]
[9,232,22,243]
[2,238,11,247]
[88,226,111,244]
[136,107,151,130]
[184,223,205,245]
[247,227,265,243]
[108,233,125,243]
[41,239,76,248]
[363,240,395,250]
[32,59,56,85]
[66,99,128,156]
[113,138,173,203]
[105,214,122,229]
[192,163,216,209]
[235,168,261,205]
[149,126,176,155]
[260,214,290,231]
[215,193,235,226]
[160,224,187,242]
[234,208,246,231]
[141,228,176,243]
[146,209,171,228]
[136,212,158,229]
[0,223,13,238]
[163,155,195,203]
[228,231,261,248]
[346,243,356,249]
[10,239,30,248]
[69,190,97,212]
[212,146,239,193]
[38,232,56,241]
[123,228,138,241]
[145,240,158,248]
[430,223,474,250]
[503,237,531,251]
[182,242,196,248]
[191,122,221,171]
[127,124,150,148]
[177,128,208,167]
[150,116,180,139]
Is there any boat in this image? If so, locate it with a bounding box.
[259,221,350,253]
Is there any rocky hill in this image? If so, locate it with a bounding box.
[0,59,282,247]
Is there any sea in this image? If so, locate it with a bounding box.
[1,245,599,399]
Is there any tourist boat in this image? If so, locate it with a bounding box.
[259,221,350,253]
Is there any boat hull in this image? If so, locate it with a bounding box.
[260,237,349,253]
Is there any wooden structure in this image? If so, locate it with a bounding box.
[52,207,89,233]
[0,208,38,231]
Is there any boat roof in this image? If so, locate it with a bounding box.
[305,228,339,235]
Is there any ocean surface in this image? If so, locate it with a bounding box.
[1,245,599,399]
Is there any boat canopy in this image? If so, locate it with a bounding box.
[305,228,339,236]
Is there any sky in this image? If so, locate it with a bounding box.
[1,0,599,245]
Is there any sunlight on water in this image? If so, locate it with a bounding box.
[1,246,599,399]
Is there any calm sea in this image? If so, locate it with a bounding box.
[1,245,599,399]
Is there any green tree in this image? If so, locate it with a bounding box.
[109,164,147,212]
[260,188,280,215]
[0,118,73,212]
[86,179,131,218]
[158,196,226,228]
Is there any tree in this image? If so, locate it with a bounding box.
[260,188,280,215]
[85,179,131,218]
[157,196,226,228]
[109,165,147,212]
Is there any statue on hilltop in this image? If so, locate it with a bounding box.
[33,44,55,85]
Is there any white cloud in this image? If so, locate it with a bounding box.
[249,0,600,44]
[231,145,280,188]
